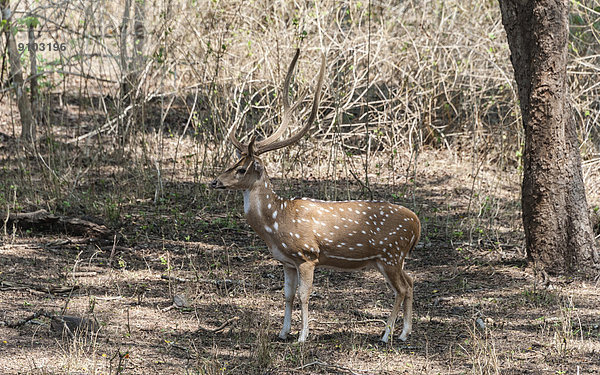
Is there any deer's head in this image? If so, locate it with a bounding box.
[210,49,325,191]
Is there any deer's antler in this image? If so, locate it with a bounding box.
[229,49,326,156]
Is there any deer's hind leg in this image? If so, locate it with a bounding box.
[376,261,412,343]
[297,262,315,342]
[398,269,414,341]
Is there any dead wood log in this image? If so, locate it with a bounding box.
[0,309,99,336]
[3,209,111,237]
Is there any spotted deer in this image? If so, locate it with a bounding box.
[210,49,421,343]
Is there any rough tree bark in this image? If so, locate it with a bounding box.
[1,0,35,142]
[498,0,599,275]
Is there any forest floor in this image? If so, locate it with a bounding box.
[1,125,600,374]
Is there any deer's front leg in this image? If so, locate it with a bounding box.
[297,262,315,342]
[279,265,298,340]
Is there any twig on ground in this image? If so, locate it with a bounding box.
[210,316,240,333]
[294,360,374,375]
[0,309,49,328]
[161,274,188,283]
[316,319,386,325]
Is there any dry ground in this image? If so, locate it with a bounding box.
[2,0,600,373]
[1,137,599,374]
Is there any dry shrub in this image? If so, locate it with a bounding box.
[1,0,598,217]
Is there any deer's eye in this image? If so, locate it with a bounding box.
[236,167,247,174]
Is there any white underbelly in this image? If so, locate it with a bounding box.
[270,246,296,267]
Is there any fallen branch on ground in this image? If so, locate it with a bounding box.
[0,281,79,295]
[0,309,98,336]
[294,360,374,375]
[3,209,110,237]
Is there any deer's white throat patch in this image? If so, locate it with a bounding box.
[243,190,251,214]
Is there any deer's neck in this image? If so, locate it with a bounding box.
[243,176,285,232]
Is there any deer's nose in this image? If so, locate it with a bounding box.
[210,179,223,189]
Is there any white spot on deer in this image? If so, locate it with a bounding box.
[354,220,359,224]
[339,207,344,212]
[268,203,272,209]
[326,254,379,261]
[368,206,372,210]
[355,210,360,214]
[357,243,363,247]
[358,203,363,207]
[295,233,300,238]
[297,252,302,257]
[265,181,268,188]
[289,232,294,237]
[273,222,279,231]
[377,228,381,232]
[334,225,339,229]
[379,241,383,245]
[361,230,366,234]
[265,225,273,233]
[272,211,278,219]
[349,247,354,250]
[304,244,310,249]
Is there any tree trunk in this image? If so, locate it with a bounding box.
[1,0,35,142]
[119,0,132,104]
[498,0,599,275]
